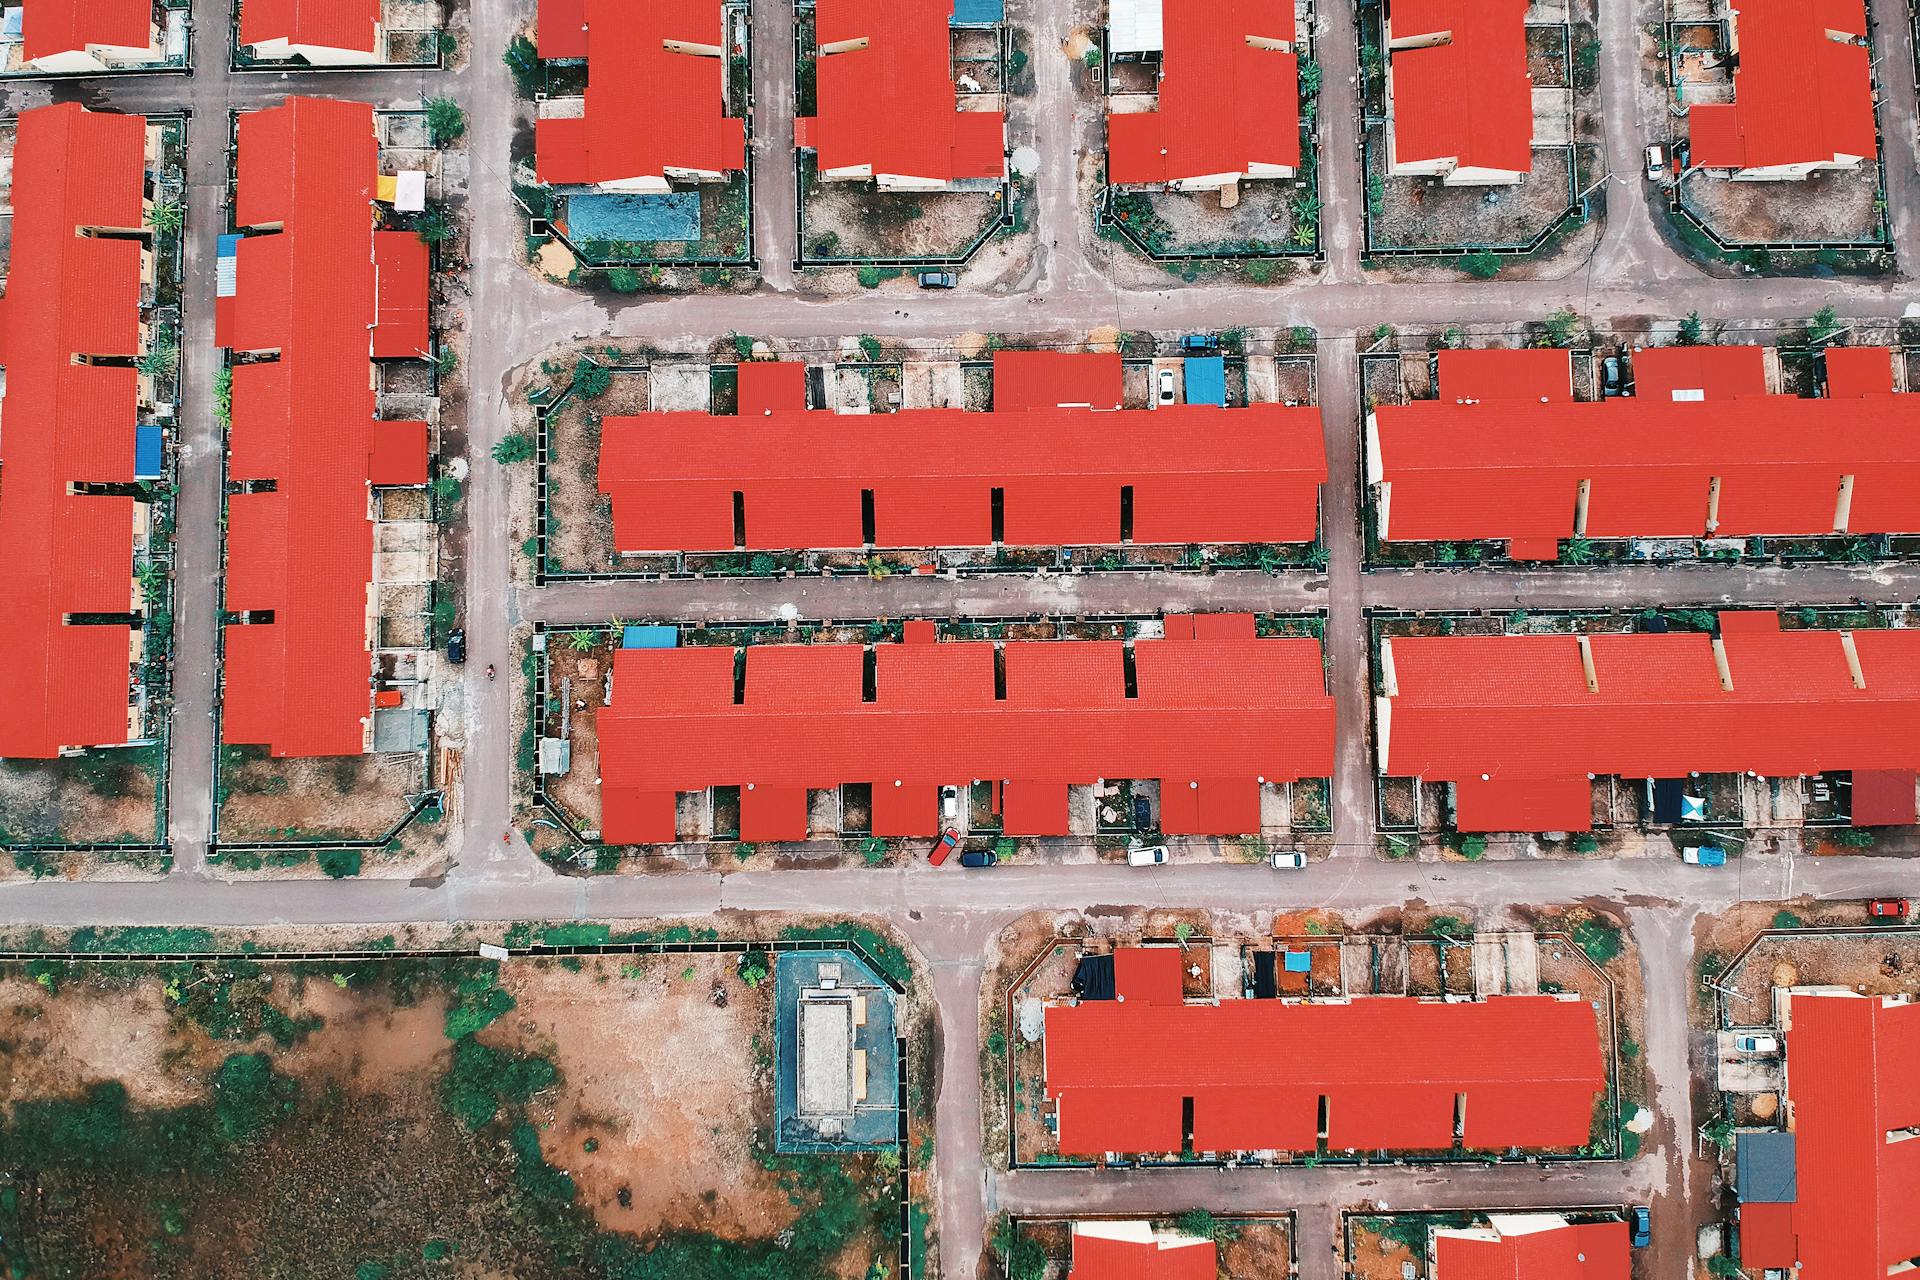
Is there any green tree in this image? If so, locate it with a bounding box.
[1539,308,1581,348]
[146,197,184,235]
[856,264,884,288]
[572,356,614,398]
[424,97,466,146]
[214,366,234,427]
[857,334,882,361]
[567,628,597,651]
[1808,305,1840,345]
[434,347,459,379]
[491,432,535,464]
[1174,1209,1217,1240]
[1678,311,1704,345]
[137,325,178,378]
[606,266,643,293]
[414,204,455,246]
[503,34,540,96]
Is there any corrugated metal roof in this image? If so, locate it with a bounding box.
[239,0,379,57]
[1069,1228,1215,1280]
[800,0,1006,184]
[1373,347,1920,552]
[21,0,151,61]
[1388,0,1534,176]
[600,351,1325,552]
[597,629,1334,844]
[1434,1221,1629,1280]
[1688,0,1876,171]
[1381,620,1920,831]
[534,0,746,187]
[0,104,147,759]
[221,97,430,759]
[1044,994,1605,1156]
[1107,0,1298,184]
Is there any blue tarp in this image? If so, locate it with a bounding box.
[560,191,700,244]
[1184,356,1226,406]
[951,0,1003,23]
[621,625,679,649]
[134,424,163,480]
[1282,951,1311,973]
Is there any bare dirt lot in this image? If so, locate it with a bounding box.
[1015,1214,1292,1280]
[218,745,423,842]
[800,161,1008,262]
[0,947,904,1280]
[0,745,163,848]
[1677,163,1886,246]
[1366,144,1576,252]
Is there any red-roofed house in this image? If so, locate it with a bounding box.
[238,0,381,64]
[0,103,153,759]
[1069,1221,1215,1280]
[17,0,161,72]
[594,622,1333,844]
[1736,993,1920,1278]
[796,0,1006,189]
[599,350,1326,552]
[1105,0,1298,192]
[1386,0,1533,185]
[220,97,433,758]
[1377,613,1920,832]
[1432,1215,1630,1280]
[1368,346,1920,558]
[1687,0,1877,179]
[1042,989,1605,1158]
[533,0,746,190]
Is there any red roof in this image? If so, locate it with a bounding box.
[536,0,585,58]
[1632,345,1770,401]
[1372,347,1920,553]
[1043,995,1604,1156]
[1069,1228,1216,1280]
[22,0,152,59]
[1106,0,1298,185]
[238,0,379,56]
[601,352,1326,551]
[798,0,1005,183]
[1687,0,1876,171]
[596,628,1334,844]
[1848,769,1917,826]
[1747,994,1920,1276]
[1113,947,1185,1006]
[221,97,428,758]
[0,104,147,759]
[371,231,430,359]
[1434,1220,1630,1280]
[1436,348,1572,402]
[1381,618,1920,831]
[1823,345,1896,398]
[1387,0,1533,176]
[534,0,746,186]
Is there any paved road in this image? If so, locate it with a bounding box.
[6,0,1920,1275]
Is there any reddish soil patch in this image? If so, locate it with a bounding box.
[490,954,793,1241]
[0,975,215,1110]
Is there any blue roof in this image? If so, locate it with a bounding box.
[134,424,163,480]
[951,0,1003,23]
[561,192,700,244]
[1183,356,1226,406]
[622,625,679,649]
[216,233,241,257]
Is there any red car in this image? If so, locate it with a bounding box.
[929,829,960,867]
[1868,898,1912,921]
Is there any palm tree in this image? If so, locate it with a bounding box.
[566,629,596,652]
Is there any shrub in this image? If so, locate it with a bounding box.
[491,432,535,464]
[1457,834,1488,860]
[856,265,883,288]
[1678,311,1704,345]
[737,950,770,988]
[606,267,643,293]
[317,849,362,879]
[424,97,466,146]
[1571,915,1623,964]
[503,35,540,96]
[440,1036,556,1129]
[444,980,515,1040]
[1461,249,1500,279]
[572,357,614,398]
[414,204,455,246]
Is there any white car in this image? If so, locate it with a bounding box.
[1127,844,1169,866]
[940,786,958,820]
[1157,368,1177,404]
[1268,850,1308,870]
[1644,144,1667,182]
[1734,1033,1780,1055]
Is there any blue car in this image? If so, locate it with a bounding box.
[1629,1206,1651,1248]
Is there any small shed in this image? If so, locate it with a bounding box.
[1183,356,1225,406]
[621,625,678,649]
[134,424,164,480]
